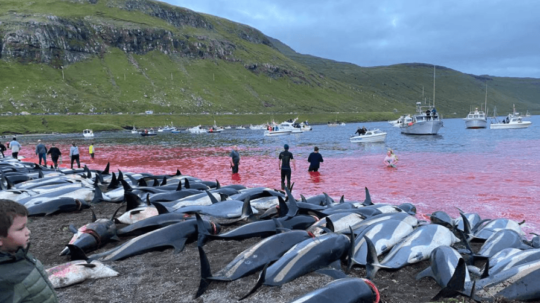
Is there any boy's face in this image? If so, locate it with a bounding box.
[0,215,30,253]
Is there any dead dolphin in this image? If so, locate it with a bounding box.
[416,245,471,288]
[26,197,90,216]
[288,278,379,303]
[46,260,118,288]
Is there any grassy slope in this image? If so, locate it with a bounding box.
[0,0,538,134]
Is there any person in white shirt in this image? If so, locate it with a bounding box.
[69,143,80,169]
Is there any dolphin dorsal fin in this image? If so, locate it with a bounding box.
[102,162,110,175]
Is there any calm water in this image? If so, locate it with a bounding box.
[19,115,540,237]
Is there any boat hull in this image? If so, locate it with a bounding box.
[264,130,291,136]
[350,134,386,143]
[464,119,487,129]
[490,121,532,129]
[400,121,443,135]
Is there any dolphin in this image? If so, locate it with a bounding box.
[487,248,540,276]
[475,229,530,259]
[116,193,158,224]
[71,218,221,261]
[60,207,122,256]
[473,218,525,240]
[117,213,193,236]
[195,229,314,297]
[307,212,364,236]
[416,245,471,288]
[288,278,379,303]
[240,232,352,300]
[349,219,414,268]
[45,260,118,289]
[366,224,460,279]
[430,211,454,229]
[26,197,90,216]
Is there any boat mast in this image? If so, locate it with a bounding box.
[433,65,436,108]
[484,83,488,114]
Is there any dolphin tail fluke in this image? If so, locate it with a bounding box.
[102,162,110,175]
[196,214,211,247]
[431,258,467,301]
[66,244,89,261]
[84,165,91,178]
[175,179,182,191]
[239,263,268,301]
[216,180,220,189]
[480,259,490,279]
[323,192,332,206]
[125,174,138,185]
[160,176,167,186]
[456,229,474,264]
[118,170,124,182]
[111,204,124,222]
[90,208,98,222]
[96,172,104,184]
[285,188,299,217]
[415,267,434,281]
[241,197,254,219]
[346,226,356,273]
[185,178,191,189]
[339,195,345,203]
[362,187,373,206]
[172,238,188,254]
[195,246,213,298]
[365,236,381,280]
[459,213,473,240]
[300,194,307,202]
[92,184,104,204]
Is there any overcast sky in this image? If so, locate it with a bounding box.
[165,0,540,78]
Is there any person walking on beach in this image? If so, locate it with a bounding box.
[69,143,80,169]
[384,149,398,168]
[89,142,95,160]
[47,143,62,170]
[0,142,6,158]
[35,140,48,166]
[229,145,240,174]
[9,138,21,159]
[307,146,324,172]
[278,144,296,190]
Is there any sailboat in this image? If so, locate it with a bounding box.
[463,83,488,129]
[399,66,443,135]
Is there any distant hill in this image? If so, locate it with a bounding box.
[0,0,538,116]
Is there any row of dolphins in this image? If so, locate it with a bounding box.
[1,157,540,302]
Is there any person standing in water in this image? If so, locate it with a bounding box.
[47,143,62,170]
[35,140,48,166]
[229,145,240,174]
[89,142,95,160]
[307,146,324,172]
[278,144,296,190]
[384,149,398,167]
[69,143,80,169]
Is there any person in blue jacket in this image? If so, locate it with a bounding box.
[307,146,324,172]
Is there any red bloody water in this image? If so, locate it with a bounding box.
[23,140,540,238]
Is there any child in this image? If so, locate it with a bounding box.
[0,200,58,302]
[384,149,398,168]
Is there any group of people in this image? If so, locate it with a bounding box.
[229,143,397,191]
[0,138,95,170]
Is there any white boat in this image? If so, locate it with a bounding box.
[389,115,412,127]
[131,125,138,134]
[464,108,487,129]
[400,66,443,135]
[83,129,94,138]
[235,126,246,130]
[464,84,488,129]
[350,129,387,143]
[264,129,291,136]
[208,120,224,133]
[188,125,207,134]
[278,118,303,134]
[298,121,312,132]
[490,105,532,129]
[224,126,232,129]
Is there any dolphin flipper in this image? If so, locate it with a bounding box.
[195,246,213,298]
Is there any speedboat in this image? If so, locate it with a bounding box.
[490,112,531,129]
[464,108,487,129]
[140,129,156,136]
[83,129,94,138]
[188,125,207,134]
[390,115,412,127]
[350,129,387,143]
[278,118,303,134]
[207,127,224,133]
[264,129,291,136]
[400,102,443,135]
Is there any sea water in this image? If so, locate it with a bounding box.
[21,115,540,237]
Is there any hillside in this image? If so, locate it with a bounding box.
[0,0,539,117]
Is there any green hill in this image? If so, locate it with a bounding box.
[0,0,539,121]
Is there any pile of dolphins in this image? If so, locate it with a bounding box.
[1,157,540,302]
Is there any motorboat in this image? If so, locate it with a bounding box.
[298,121,312,132]
[207,126,224,133]
[390,115,412,127]
[490,106,532,129]
[235,126,246,130]
[83,129,94,138]
[188,125,207,134]
[140,129,157,136]
[400,102,443,135]
[131,125,138,134]
[224,126,232,129]
[278,118,303,134]
[264,129,291,136]
[463,108,487,129]
[400,66,443,135]
[350,129,387,143]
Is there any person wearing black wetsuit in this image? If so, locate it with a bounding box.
[278,144,296,190]
[307,146,324,172]
[47,143,62,169]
